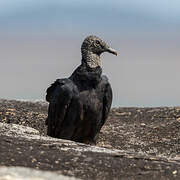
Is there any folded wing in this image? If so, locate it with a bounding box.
[46,78,81,139]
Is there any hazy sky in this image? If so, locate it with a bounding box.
[0,0,180,107]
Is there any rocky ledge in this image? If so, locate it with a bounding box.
[0,99,180,179]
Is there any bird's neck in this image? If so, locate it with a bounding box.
[82,51,101,68]
[70,61,102,89]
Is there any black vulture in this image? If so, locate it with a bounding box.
[46,35,117,144]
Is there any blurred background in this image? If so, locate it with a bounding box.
[0,0,180,107]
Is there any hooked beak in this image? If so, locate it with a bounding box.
[106,47,118,56]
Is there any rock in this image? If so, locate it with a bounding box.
[0,166,79,180]
[0,123,40,138]
[1,99,180,179]
[1,122,180,179]
[177,117,180,122]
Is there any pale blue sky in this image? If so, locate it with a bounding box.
[1,0,180,33]
[0,0,180,107]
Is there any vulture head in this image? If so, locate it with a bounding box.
[81,35,117,68]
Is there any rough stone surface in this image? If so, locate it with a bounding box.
[0,99,180,179]
[0,122,40,137]
[0,166,79,180]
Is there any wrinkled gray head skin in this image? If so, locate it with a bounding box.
[81,35,117,68]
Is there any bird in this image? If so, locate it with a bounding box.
[46,35,117,144]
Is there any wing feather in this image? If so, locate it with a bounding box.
[46,78,79,138]
[93,76,112,142]
[102,82,112,123]
[100,76,113,129]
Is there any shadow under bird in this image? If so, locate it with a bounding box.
[46,35,117,144]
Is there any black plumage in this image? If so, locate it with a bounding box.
[46,35,117,144]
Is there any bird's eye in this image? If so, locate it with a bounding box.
[96,40,100,45]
